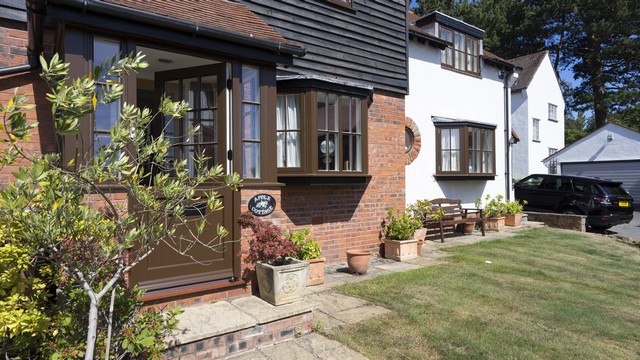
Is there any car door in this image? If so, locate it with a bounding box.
[514,175,547,211]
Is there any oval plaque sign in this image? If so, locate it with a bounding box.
[249,194,276,217]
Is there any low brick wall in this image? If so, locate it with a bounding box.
[163,312,313,359]
[525,212,586,232]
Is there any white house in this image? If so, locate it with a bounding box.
[405,11,519,206]
[543,123,640,203]
[510,51,565,180]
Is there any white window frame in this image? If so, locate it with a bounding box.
[532,118,540,142]
[548,103,558,122]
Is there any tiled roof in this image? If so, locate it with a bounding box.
[508,51,548,90]
[482,49,516,69]
[104,0,294,47]
[408,11,421,24]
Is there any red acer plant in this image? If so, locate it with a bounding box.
[237,212,299,266]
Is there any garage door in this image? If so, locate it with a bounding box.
[561,160,640,205]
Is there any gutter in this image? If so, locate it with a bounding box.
[0,0,45,77]
[47,0,306,57]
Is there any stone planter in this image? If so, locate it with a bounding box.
[255,258,309,306]
[505,213,522,227]
[484,216,505,232]
[346,249,372,274]
[383,239,418,261]
[305,257,326,286]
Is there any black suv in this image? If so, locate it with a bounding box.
[514,174,634,229]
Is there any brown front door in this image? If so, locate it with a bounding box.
[132,64,238,292]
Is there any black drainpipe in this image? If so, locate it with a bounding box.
[503,69,519,201]
[0,0,45,77]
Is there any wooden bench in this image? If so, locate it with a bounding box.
[424,198,485,243]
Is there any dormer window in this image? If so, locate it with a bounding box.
[439,26,480,75]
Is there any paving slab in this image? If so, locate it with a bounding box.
[167,301,256,346]
[230,295,316,324]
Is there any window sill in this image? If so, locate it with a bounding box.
[278,174,371,185]
[434,174,496,181]
[548,119,558,122]
[440,64,482,79]
[533,140,541,143]
[240,182,285,189]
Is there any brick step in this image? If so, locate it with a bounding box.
[164,296,315,359]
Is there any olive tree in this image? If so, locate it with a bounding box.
[0,53,240,359]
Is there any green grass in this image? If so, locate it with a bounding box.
[329,228,640,360]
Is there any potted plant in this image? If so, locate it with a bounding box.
[382,208,422,261]
[504,199,526,226]
[237,212,309,306]
[287,228,325,286]
[475,195,506,231]
[407,200,445,250]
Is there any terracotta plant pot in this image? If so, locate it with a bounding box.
[345,249,372,274]
[462,222,475,234]
[505,213,522,227]
[305,257,326,286]
[484,216,506,232]
[414,228,427,254]
[383,239,418,261]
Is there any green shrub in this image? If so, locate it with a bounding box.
[475,194,507,218]
[383,208,422,240]
[287,228,322,260]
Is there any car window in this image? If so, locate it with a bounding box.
[542,178,560,190]
[558,178,573,192]
[572,180,591,194]
[518,176,545,189]
[599,183,629,196]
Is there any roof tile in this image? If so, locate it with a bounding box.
[104,0,292,46]
[508,51,548,90]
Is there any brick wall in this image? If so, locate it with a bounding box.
[0,18,56,186]
[240,91,406,264]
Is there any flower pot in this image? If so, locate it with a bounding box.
[305,257,326,286]
[255,258,309,306]
[345,249,371,274]
[484,216,505,232]
[383,239,418,261]
[415,228,427,254]
[505,213,522,227]
[462,222,475,234]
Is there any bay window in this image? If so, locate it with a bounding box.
[435,121,495,178]
[276,94,301,168]
[276,86,368,180]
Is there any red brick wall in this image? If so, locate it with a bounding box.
[0,19,56,186]
[239,91,406,264]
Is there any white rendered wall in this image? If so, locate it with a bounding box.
[548,123,640,163]
[511,90,530,180]
[406,41,508,207]
[520,54,565,175]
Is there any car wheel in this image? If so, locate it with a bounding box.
[561,207,580,215]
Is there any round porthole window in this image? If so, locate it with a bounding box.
[405,117,421,165]
[405,127,414,153]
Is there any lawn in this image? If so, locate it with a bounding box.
[329,228,640,360]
